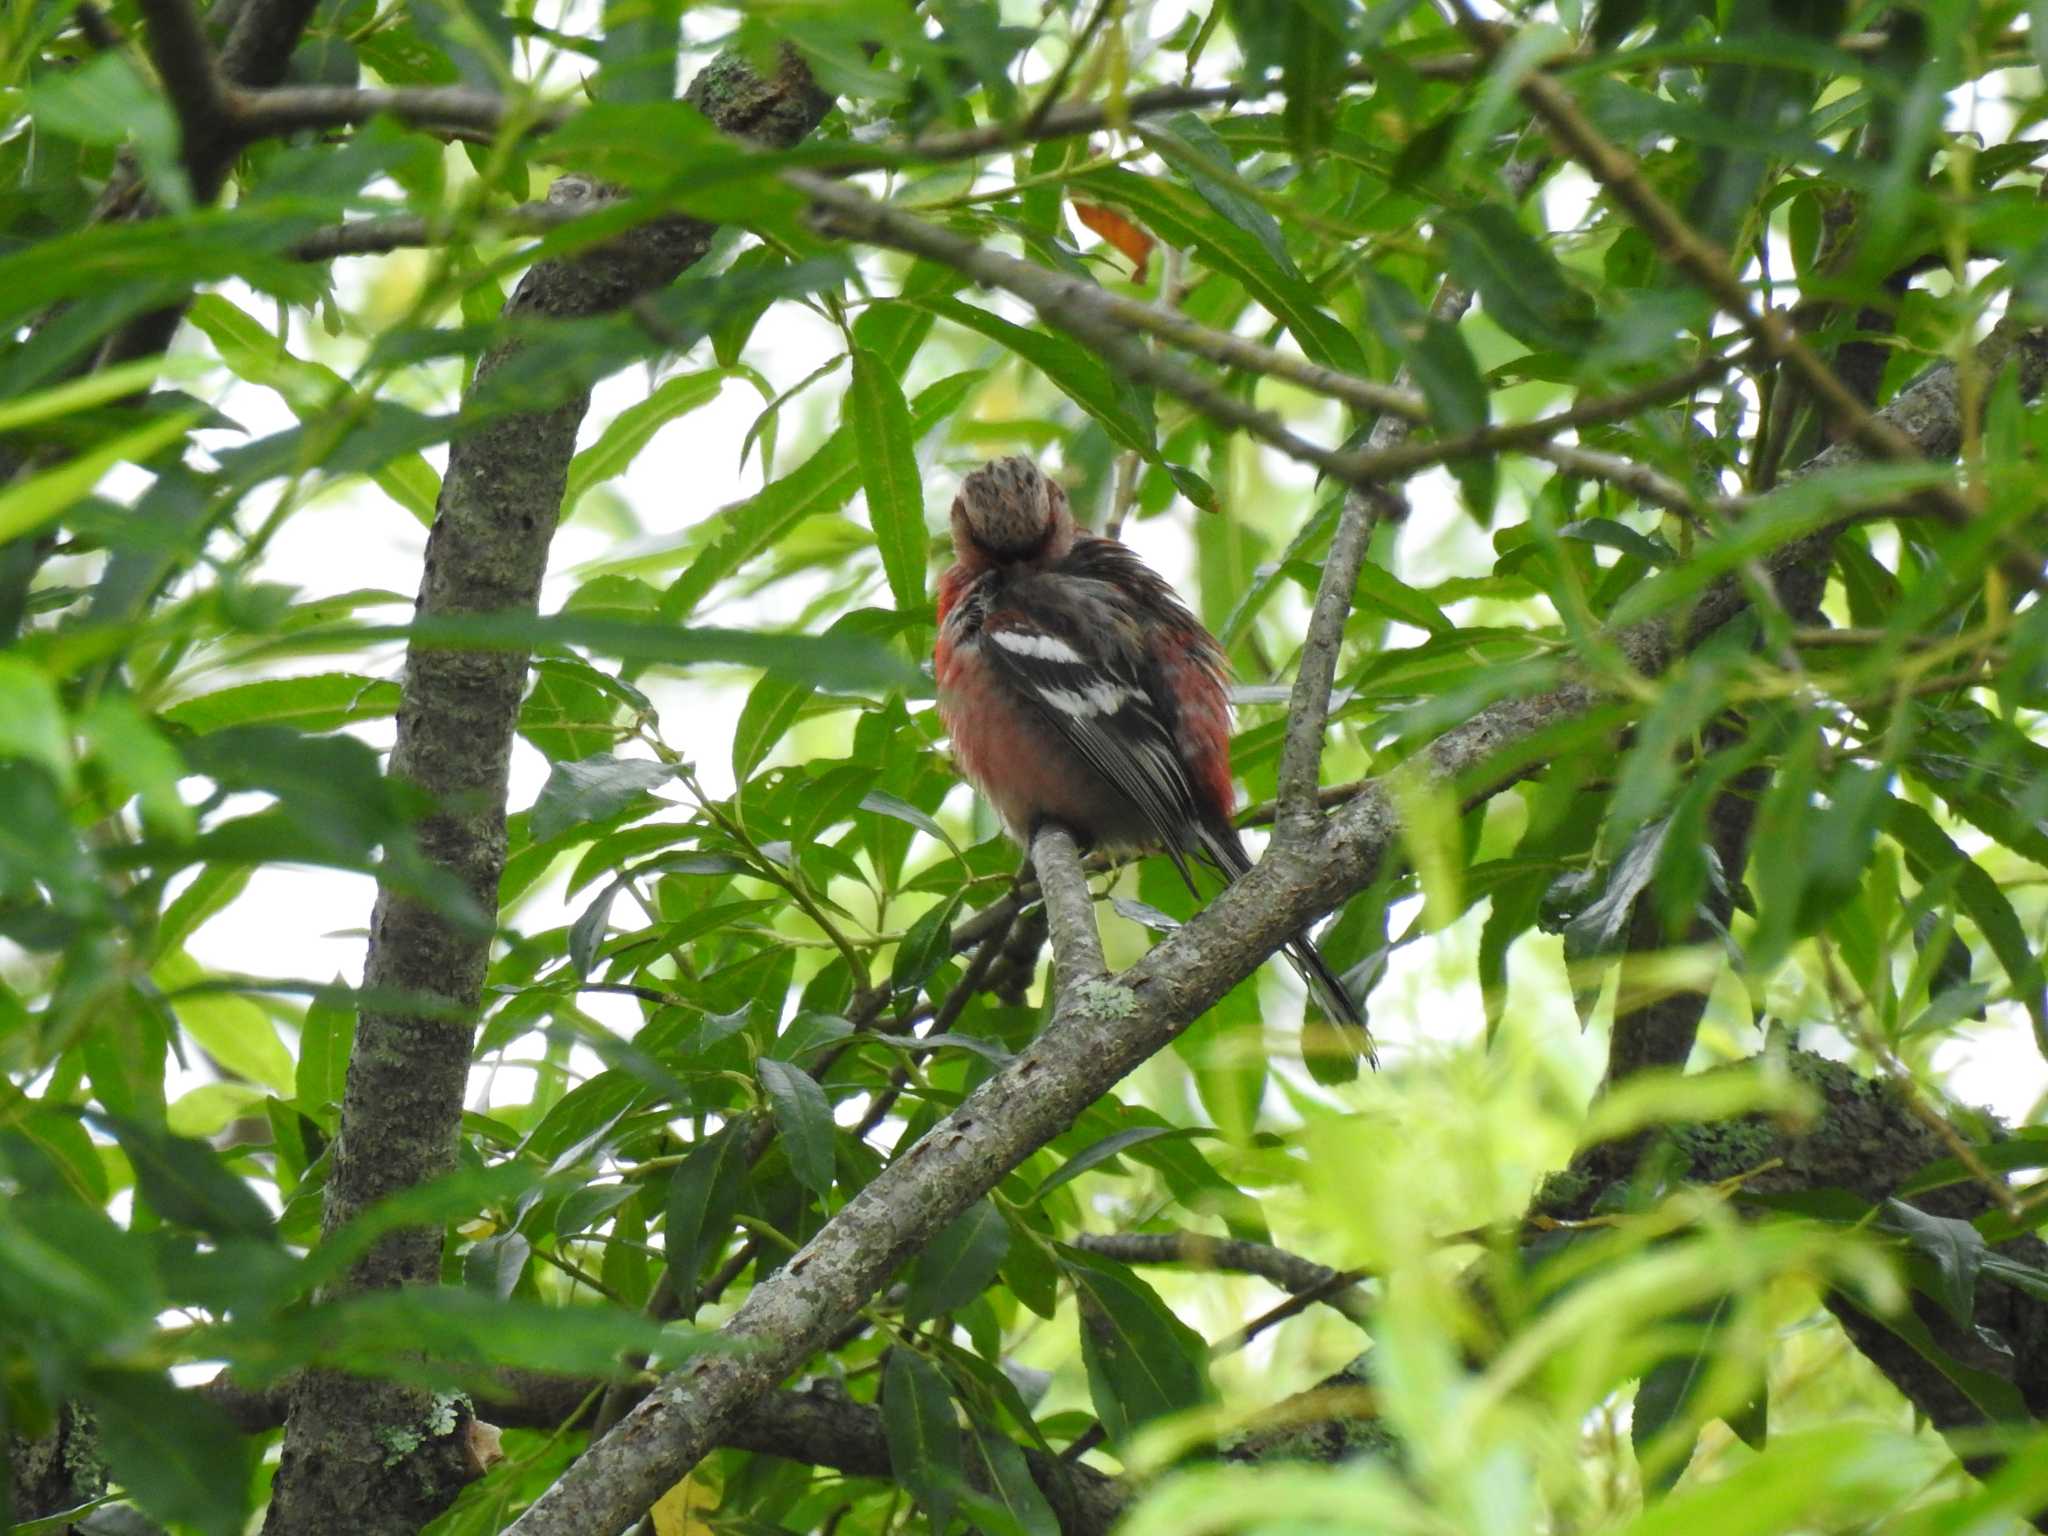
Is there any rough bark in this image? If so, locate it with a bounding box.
[7,1403,106,1525]
[208,1376,1132,1536]
[261,47,833,1536]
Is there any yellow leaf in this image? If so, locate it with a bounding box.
[651,1470,720,1536]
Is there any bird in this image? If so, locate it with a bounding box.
[933,454,1373,1068]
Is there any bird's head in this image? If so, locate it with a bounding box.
[951,456,1078,566]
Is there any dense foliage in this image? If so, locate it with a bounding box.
[5,1,2048,1533]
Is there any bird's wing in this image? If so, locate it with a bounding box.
[977,578,1207,889]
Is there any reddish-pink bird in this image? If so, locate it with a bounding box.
[933,456,1369,1056]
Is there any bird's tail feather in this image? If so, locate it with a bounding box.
[1284,931,1377,1076]
[1195,824,1378,1073]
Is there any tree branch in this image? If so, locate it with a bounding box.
[1274,152,1547,836]
[1073,1231,1373,1328]
[285,202,585,260]
[228,82,547,141]
[796,172,1744,516]
[1032,823,1106,985]
[499,317,2048,1536]
[134,0,232,174]
[203,1376,1131,1536]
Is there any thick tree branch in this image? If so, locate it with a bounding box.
[500,316,2048,1536]
[135,0,233,175]
[213,0,321,95]
[262,46,835,1536]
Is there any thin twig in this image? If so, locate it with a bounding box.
[794,169,1426,427]
[1072,1231,1373,1328]
[287,201,587,260]
[228,82,544,141]
[1019,0,1117,140]
[1211,1265,1375,1357]
[1273,151,1544,836]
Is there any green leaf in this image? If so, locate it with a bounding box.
[1882,1197,1986,1328]
[155,950,296,1094]
[1887,797,2048,1049]
[528,754,675,843]
[163,673,402,733]
[883,1348,964,1533]
[0,353,208,434]
[1069,167,1365,371]
[733,671,815,783]
[84,1369,252,1536]
[921,296,1156,456]
[1631,1294,1765,1494]
[1223,0,1346,154]
[569,880,622,978]
[30,53,190,208]
[1060,1247,1210,1444]
[848,347,930,611]
[0,406,199,546]
[758,1057,836,1195]
[1557,517,1677,567]
[906,1199,1012,1322]
[1036,1125,1192,1201]
[963,1423,1060,1536]
[90,1113,275,1241]
[1141,112,1294,272]
[1440,204,1598,352]
[663,1120,750,1314]
[1353,561,1455,637]
[566,369,729,506]
[188,295,438,522]
[0,656,75,793]
[890,893,965,1006]
[297,977,356,1109]
[860,790,960,856]
[1899,1132,2048,1197]
[664,369,982,620]
[80,692,191,837]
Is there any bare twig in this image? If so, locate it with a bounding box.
[287,202,587,260]
[793,170,1426,426]
[228,82,546,141]
[1072,1231,1373,1327]
[1273,152,1545,838]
